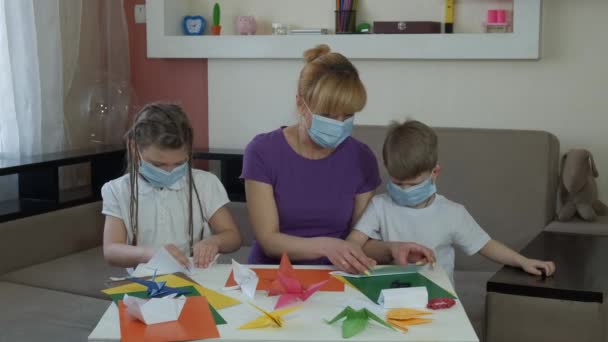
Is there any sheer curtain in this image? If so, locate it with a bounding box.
[0,0,131,200]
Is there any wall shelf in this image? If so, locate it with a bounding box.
[145,0,541,60]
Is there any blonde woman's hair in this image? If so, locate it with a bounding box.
[298,44,367,115]
[124,103,202,250]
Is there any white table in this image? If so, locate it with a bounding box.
[89,264,478,342]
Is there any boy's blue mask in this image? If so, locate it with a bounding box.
[304,102,354,149]
[387,175,437,207]
[139,159,187,188]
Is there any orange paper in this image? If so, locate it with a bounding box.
[225,268,344,292]
[119,296,220,342]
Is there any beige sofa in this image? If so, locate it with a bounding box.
[2,126,602,341]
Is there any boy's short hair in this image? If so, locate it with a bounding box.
[382,120,438,180]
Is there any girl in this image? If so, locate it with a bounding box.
[102,103,242,269]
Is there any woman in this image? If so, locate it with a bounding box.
[242,45,432,273]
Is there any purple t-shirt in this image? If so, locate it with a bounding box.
[241,128,381,265]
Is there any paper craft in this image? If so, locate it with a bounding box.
[128,270,191,298]
[108,286,227,325]
[266,253,329,309]
[331,265,421,278]
[338,272,456,304]
[103,273,240,309]
[386,308,433,332]
[224,260,258,300]
[119,296,219,342]
[325,306,395,338]
[132,247,190,278]
[239,303,302,329]
[427,297,456,310]
[378,287,429,309]
[225,267,344,292]
[123,294,186,325]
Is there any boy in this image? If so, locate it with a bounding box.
[347,120,555,283]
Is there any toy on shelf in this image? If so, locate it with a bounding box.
[236,16,257,35]
[484,9,512,33]
[211,3,221,35]
[183,15,206,35]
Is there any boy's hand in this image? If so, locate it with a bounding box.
[521,258,556,277]
[389,242,436,266]
[164,244,191,267]
[193,240,220,269]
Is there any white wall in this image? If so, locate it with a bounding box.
[209,0,608,202]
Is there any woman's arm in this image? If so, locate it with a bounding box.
[193,206,242,268]
[246,180,374,273]
[102,216,190,268]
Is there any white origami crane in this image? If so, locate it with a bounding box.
[123,294,186,325]
[223,259,258,300]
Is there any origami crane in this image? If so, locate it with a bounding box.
[267,253,328,309]
[385,308,433,332]
[239,303,301,329]
[325,306,395,338]
[224,260,258,300]
[129,270,191,298]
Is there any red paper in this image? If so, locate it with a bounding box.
[119,296,220,342]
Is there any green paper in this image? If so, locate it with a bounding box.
[109,286,227,325]
[326,306,394,338]
[342,272,456,304]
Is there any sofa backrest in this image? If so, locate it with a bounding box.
[0,202,104,275]
[352,126,560,272]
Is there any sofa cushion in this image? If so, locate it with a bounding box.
[454,270,495,342]
[0,202,104,275]
[545,216,608,235]
[0,246,124,300]
[0,281,109,342]
[353,126,560,272]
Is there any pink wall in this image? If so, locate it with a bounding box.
[124,0,209,151]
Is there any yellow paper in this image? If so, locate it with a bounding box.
[386,308,433,332]
[387,308,432,320]
[102,274,240,309]
[239,304,301,330]
[331,275,358,290]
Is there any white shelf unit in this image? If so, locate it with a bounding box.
[145,0,541,60]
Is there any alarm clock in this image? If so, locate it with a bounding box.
[183,16,206,35]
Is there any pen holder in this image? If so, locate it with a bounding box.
[335,10,356,34]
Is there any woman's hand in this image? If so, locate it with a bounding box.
[319,238,376,274]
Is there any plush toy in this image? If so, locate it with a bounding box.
[557,149,608,221]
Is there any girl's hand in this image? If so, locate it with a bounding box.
[163,244,190,267]
[521,258,556,276]
[193,240,220,268]
[320,238,376,274]
[389,242,436,266]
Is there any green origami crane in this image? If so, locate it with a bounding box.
[325,306,395,338]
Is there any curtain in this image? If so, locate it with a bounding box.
[0,0,131,199]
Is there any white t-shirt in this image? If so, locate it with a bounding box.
[101,169,230,256]
[355,193,491,284]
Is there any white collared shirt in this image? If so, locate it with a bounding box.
[101,169,230,255]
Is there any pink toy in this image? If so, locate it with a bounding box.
[496,9,507,24]
[487,10,498,24]
[236,16,257,35]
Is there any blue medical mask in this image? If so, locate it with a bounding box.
[303,102,354,149]
[387,176,437,207]
[139,159,188,188]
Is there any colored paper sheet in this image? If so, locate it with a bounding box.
[340,273,456,304]
[103,273,240,309]
[109,286,226,325]
[225,269,344,292]
[118,296,219,342]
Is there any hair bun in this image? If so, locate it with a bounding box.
[303,44,331,63]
